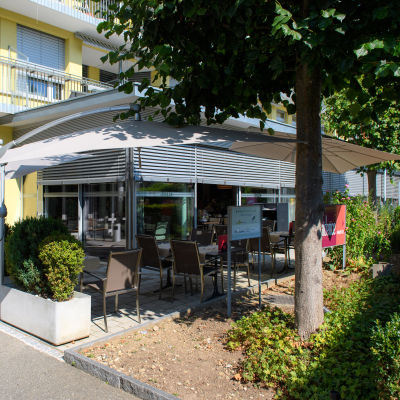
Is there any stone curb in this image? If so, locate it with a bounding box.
[64,349,178,400]
[64,271,294,400]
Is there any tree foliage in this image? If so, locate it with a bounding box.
[98,0,400,127]
[323,89,400,177]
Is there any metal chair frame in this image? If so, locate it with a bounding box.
[84,249,142,333]
[169,240,223,302]
[135,234,172,300]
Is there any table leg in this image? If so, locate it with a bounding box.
[204,257,223,301]
[154,268,182,292]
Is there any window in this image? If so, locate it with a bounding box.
[276,110,286,123]
[292,115,297,126]
[100,69,118,83]
[17,25,65,70]
[82,64,89,79]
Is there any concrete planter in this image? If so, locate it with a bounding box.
[0,285,91,346]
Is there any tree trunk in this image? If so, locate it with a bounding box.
[294,63,324,340]
[367,169,377,204]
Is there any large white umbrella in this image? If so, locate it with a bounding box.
[0,120,303,164]
[5,154,92,180]
[230,128,400,174]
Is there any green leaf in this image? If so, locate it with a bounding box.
[357,92,370,106]
[318,18,332,30]
[334,12,346,22]
[362,76,374,89]
[226,5,237,18]
[245,63,255,74]
[321,9,335,18]
[270,56,282,70]
[346,88,358,102]
[355,46,369,58]
[196,8,207,15]
[259,54,269,63]
[185,5,197,18]
[373,8,388,20]
[217,33,226,49]
[267,128,275,135]
[349,103,361,117]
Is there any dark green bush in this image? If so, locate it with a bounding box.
[38,232,85,301]
[227,275,400,399]
[5,216,69,295]
[371,313,400,399]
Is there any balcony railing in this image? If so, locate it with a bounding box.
[0,56,114,113]
[31,0,115,23]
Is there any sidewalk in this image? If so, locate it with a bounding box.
[0,330,138,400]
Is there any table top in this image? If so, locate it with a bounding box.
[205,247,247,257]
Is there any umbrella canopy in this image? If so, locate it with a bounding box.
[1,120,304,164]
[5,154,93,180]
[230,128,400,174]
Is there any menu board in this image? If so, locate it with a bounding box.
[228,205,262,241]
[322,204,346,248]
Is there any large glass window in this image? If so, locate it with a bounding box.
[137,182,194,241]
[241,187,279,205]
[83,183,126,257]
[280,188,296,223]
[44,185,79,238]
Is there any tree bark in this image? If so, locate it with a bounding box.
[367,169,377,204]
[294,63,324,340]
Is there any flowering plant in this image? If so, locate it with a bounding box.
[197,209,209,221]
[324,187,393,273]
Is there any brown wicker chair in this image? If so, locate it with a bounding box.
[135,235,172,300]
[170,240,223,302]
[231,239,251,290]
[248,227,285,277]
[190,229,213,246]
[84,249,142,332]
[212,224,228,244]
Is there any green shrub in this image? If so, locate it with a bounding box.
[227,275,400,399]
[371,313,400,399]
[324,187,393,272]
[38,233,85,302]
[5,216,69,295]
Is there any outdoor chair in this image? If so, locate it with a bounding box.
[190,229,213,246]
[84,249,142,332]
[262,220,276,231]
[135,234,173,300]
[248,227,286,277]
[212,224,227,244]
[231,239,251,290]
[170,240,223,302]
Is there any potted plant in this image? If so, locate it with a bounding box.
[0,217,90,345]
[198,209,209,223]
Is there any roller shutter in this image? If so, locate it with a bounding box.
[17,25,65,70]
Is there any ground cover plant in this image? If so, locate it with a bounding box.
[227,275,400,399]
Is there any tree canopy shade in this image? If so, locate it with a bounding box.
[97,0,400,339]
[323,90,400,202]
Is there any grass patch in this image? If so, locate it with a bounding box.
[227,275,400,399]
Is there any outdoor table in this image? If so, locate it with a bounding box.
[204,247,247,301]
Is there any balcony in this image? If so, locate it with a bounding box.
[29,0,113,24]
[0,56,114,114]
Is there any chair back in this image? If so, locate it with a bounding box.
[263,220,276,231]
[105,249,142,293]
[231,239,248,263]
[248,227,273,253]
[213,224,227,240]
[170,240,200,275]
[190,229,213,246]
[135,235,161,270]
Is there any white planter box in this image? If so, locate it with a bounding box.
[0,285,91,346]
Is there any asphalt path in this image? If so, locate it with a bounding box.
[0,331,138,400]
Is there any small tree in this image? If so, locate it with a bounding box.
[323,90,400,203]
[97,0,400,338]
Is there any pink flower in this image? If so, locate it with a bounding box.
[347,197,350,200]
[346,227,349,230]
[345,184,349,188]
[368,224,370,225]
[378,231,381,234]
